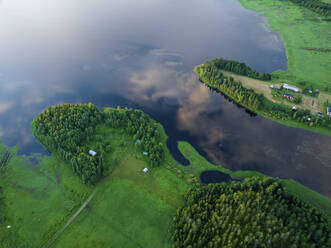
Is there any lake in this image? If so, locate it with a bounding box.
[0,0,330,197]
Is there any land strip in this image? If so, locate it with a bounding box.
[222,70,331,114]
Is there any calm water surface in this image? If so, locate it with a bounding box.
[0,0,330,197]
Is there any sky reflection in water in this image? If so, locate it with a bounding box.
[0,0,330,197]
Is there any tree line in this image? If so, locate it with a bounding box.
[198,58,271,81]
[103,107,164,168]
[195,62,331,130]
[284,0,331,17]
[32,103,104,184]
[170,177,331,248]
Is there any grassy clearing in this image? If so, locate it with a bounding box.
[238,0,331,93]
[51,125,188,248]
[222,70,331,114]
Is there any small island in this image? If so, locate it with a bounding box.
[1,103,330,247]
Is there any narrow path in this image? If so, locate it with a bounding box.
[42,187,98,248]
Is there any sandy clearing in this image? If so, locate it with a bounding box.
[221,71,331,114]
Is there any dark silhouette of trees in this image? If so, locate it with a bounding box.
[170,177,331,248]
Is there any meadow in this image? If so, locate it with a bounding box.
[238,0,331,93]
[1,113,331,247]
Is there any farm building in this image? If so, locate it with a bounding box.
[283,93,294,100]
[328,106,331,117]
[88,150,97,156]
[283,84,299,93]
[270,85,279,90]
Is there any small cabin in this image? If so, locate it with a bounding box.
[292,106,297,111]
[270,85,279,90]
[283,93,294,100]
[88,150,97,156]
[143,152,148,156]
[283,83,299,93]
[328,106,331,117]
[142,168,148,173]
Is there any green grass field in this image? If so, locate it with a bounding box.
[238,0,331,93]
[0,146,92,247]
[1,119,331,247]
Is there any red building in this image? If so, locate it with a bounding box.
[283,93,294,100]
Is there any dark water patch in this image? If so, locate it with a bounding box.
[200,170,232,184]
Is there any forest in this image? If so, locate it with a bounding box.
[195,62,331,130]
[170,177,331,248]
[202,58,272,81]
[32,103,104,184]
[32,104,165,184]
[103,107,164,168]
[284,0,331,17]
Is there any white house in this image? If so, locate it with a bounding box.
[88,150,97,156]
[283,83,299,93]
[142,168,149,173]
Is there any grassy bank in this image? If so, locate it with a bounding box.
[238,0,331,93]
[177,141,331,217]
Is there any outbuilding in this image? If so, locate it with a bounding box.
[88,150,97,156]
[283,93,294,100]
[142,168,148,173]
[328,106,331,117]
[283,83,299,93]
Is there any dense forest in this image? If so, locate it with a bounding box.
[199,58,272,81]
[32,103,104,184]
[103,107,164,168]
[170,177,331,248]
[32,104,165,184]
[284,0,331,17]
[195,62,331,130]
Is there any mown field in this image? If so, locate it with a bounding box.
[238,0,331,93]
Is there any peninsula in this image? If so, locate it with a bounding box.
[1,103,330,247]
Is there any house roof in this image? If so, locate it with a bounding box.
[283,84,299,92]
[283,93,294,97]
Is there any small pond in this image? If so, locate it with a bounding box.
[200,170,232,184]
